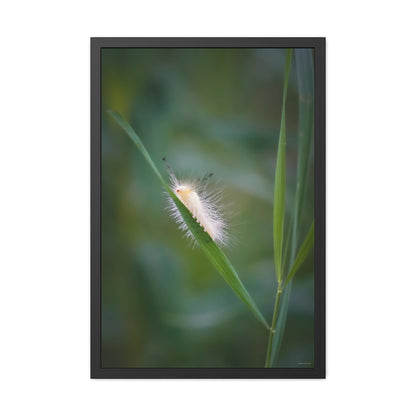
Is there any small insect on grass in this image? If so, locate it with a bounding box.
[163,158,229,247]
[108,110,270,329]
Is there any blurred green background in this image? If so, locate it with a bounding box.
[101,48,314,368]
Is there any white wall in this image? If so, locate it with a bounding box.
[1,1,415,415]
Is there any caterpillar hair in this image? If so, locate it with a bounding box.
[163,158,228,246]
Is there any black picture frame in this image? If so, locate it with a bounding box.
[91,37,325,379]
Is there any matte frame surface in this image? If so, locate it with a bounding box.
[91,37,326,379]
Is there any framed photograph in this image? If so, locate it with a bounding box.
[91,37,325,378]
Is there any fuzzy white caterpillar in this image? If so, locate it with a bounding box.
[166,170,228,246]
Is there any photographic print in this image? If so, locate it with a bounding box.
[91,38,325,378]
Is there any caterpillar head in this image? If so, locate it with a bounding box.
[175,185,193,203]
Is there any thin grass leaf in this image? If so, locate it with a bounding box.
[269,282,291,365]
[265,49,293,367]
[282,222,314,289]
[273,49,292,284]
[291,48,315,258]
[108,110,270,330]
[271,222,314,362]
[108,111,165,184]
[271,49,315,365]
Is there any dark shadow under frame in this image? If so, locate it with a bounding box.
[91,37,326,379]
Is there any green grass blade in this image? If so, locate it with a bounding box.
[271,49,315,366]
[108,110,270,330]
[282,222,314,289]
[269,281,291,364]
[291,48,314,257]
[265,49,293,367]
[272,222,314,363]
[165,185,270,330]
[273,49,292,284]
[108,110,165,184]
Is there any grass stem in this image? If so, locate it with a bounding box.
[265,286,283,367]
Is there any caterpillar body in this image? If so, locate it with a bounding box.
[167,171,228,246]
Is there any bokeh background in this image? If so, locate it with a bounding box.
[101,48,314,368]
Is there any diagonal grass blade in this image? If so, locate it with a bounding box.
[283,222,314,289]
[108,110,270,330]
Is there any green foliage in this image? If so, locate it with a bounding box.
[265,49,315,367]
[108,110,270,330]
[101,48,315,368]
[270,49,316,366]
[283,222,314,289]
[273,49,292,284]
